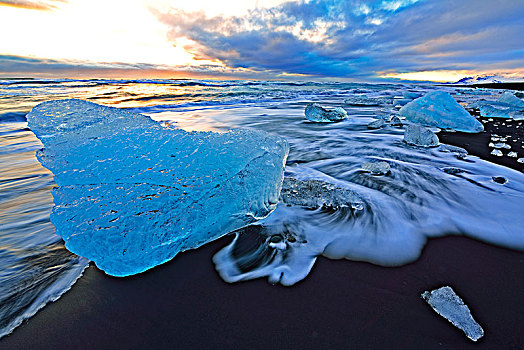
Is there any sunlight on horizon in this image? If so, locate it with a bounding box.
[0,0,292,68]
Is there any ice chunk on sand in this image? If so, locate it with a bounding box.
[27,99,289,276]
[422,286,484,341]
[403,125,439,147]
[305,103,347,122]
[361,161,390,175]
[399,91,484,133]
[491,149,503,156]
[367,119,386,129]
[508,151,518,158]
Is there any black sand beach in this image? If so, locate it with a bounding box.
[2,122,524,349]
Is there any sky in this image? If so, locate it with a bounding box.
[1,0,523,82]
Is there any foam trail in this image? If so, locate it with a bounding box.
[0,122,88,339]
[214,127,524,286]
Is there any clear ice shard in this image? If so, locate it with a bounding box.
[400,91,484,133]
[304,103,347,122]
[403,125,439,147]
[279,178,363,210]
[422,286,484,341]
[361,161,391,175]
[26,99,289,276]
[367,119,386,129]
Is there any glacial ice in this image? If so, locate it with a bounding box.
[367,119,386,129]
[279,178,363,210]
[402,91,422,99]
[399,91,484,133]
[27,99,289,276]
[304,103,347,122]
[476,92,524,120]
[491,149,503,156]
[498,91,524,107]
[361,161,391,175]
[344,96,389,106]
[403,125,439,147]
[390,116,403,126]
[422,286,484,341]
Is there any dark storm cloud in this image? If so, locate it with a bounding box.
[155,0,524,78]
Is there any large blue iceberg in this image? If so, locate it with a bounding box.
[400,91,484,133]
[27,99,289,276]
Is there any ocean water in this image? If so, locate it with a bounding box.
[1,79,523,338]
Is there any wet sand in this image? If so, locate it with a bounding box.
[2,116,524,349]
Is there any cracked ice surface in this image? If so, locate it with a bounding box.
[27,99,289,276]
[422,286,484,341]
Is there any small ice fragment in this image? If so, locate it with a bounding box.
[517,158,524,163]
[443,167,464,175]
[268,235,287,250]
[280,178,363,210]
[403,125,439,147]
[491,149,503,156]
[390,116,403,126]
[421,286,484,341]
[399,91,484,133]
[488,142,495,148]
[305,103,347,122]
[402,91,422,99]
[367,119,386,129]
[492,142,511,149]
[491,136,500,141]
[344,96,388,106]
[508,151,518,158]
[362,161,391,175]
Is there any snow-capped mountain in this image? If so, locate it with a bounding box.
[452,74,524,85]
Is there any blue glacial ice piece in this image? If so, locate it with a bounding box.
[476,92,524,120]
[26,99,289,276]
[400,91,484,133]
[304,103,347,122]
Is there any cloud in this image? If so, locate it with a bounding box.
[0,54,284,79]
[154,0,524,79]
[0,0,66,11]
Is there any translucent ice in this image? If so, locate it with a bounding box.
[498,91,524,108]
[279,178,363,210]
[361,161,391,175]
[390,116,403,126]
[304,103,347,122]
[400,91,484,133]
[27,99,289,276]
[402,91,422,99]
[422,286,484,341]
[403,125,439,147]
[367,119,386,129]
[476,92,524,120]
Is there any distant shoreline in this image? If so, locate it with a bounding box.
[442,82,524,90]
